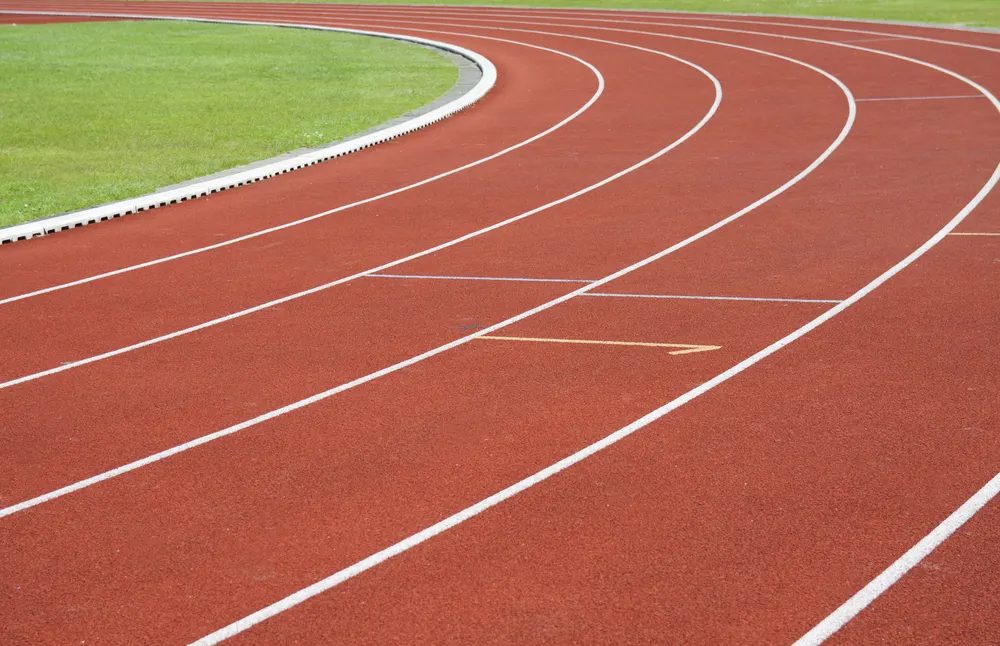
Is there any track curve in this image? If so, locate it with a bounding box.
[0,3,997,645]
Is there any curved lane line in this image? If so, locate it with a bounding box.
[0,11,497,245]
[795,471,1000,644]
[0,17,585,306]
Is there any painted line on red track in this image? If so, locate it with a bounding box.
[0,23,866,519]
[795,472,1000,645]
[179,22,998,646]
[0,22,600,307]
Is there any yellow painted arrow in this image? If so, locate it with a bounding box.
[478,335,721,355]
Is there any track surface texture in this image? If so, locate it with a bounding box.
[0,3,997,645]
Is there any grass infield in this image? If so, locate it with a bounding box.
[0,19,457,227]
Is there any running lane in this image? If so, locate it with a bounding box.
[0,4,997,645]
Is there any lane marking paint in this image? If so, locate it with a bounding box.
[478,335,721,354]
[795,472,1000,645]
[178,15,996,646]
[0,25,601,307]
[948,231,1000,236]
[855,95,985,102]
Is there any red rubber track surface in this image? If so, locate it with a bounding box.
[0,3,997,645]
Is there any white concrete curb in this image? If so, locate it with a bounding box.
[0,10,497,244]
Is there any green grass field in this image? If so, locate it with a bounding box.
[185,0,1000,28]
[0,20,457,227]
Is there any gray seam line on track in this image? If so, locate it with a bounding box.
[0,22,858,532]
[855,95,985,102]
[0,11,496,246]
[367,273,843,303]
[0,19,597,307]
[176,19,999,646]
[0,28,609,390]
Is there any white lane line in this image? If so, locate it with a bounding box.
[0,36,609,391]
[0,29,598,307]
[0,37,726,518]
[369,273,841,302]
[795,472,1000,645]
[478,335,721,354]
[856,95,985,102]
[586,292,842,304]
[370,273,595,284]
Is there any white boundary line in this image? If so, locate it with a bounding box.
[170,13,997,646]
[795,472,1000,645]
[0,18,865,520]
[0,11,497,245]
[0,19,595,307]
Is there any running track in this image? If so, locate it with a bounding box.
[0,2,998,644]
